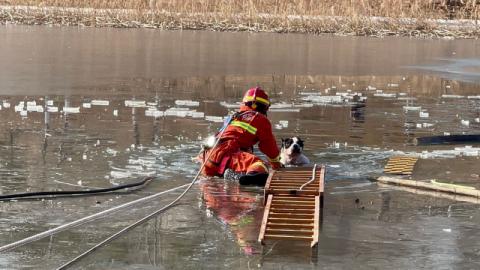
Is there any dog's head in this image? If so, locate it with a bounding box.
[281,137,305,156]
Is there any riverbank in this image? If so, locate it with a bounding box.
[1,5,479,38]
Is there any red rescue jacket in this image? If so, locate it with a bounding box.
[202,106,281,176]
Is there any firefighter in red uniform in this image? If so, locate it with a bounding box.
[199,87,282,186]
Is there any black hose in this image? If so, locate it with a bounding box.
[0,176,154,201]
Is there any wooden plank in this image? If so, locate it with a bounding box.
[263,171,275,204]
[275,171,320,174]
[268,190,320,196]
[273,196,315,200]
[319,165,325,193]
[377,176,480,198]
[263,234,312,241]
[269,213,314,219]
[270,204,314,210]
[270,181,320,185]
[269,188,318,192]
[271,178,320,181]
[266,229,313,236]
[269,208,315,213]
[267,223,313,230]
[273,173,322,177]
[268,217,313,224]
[312,196,320,247]
[269,184,318,189]
[258,194,273,245]
[271,199,315,204]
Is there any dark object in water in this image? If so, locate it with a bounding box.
[223,168,269,186]
[239,173,269,186]
[414,134,480,145]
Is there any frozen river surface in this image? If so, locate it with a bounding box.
[0,26,480,269]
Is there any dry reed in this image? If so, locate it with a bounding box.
[1,0,479,38]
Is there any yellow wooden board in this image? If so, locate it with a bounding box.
[384,156,418,175]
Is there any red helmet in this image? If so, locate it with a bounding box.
[242,87,270,108]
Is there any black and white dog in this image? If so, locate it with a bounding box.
[280,137,310,166]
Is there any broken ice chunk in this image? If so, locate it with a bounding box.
[442,94,464,99]
[175,100,200,107]
[279,120,289,128]
[91,100,110,106]
[419,111,429,118]
[63,107,80,113]
[191,112,205,118]
[47,106,58,113]
[145,109,164,118]
[125,100,147,107]
[205,116,224,123]
[26,101,36,107]
[403,106,421,111]
[373,93,396,98]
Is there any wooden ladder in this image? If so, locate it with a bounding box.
[258,165,325,247]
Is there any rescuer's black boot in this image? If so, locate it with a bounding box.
[239,172,269,186]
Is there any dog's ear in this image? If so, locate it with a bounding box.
[297,138,305,148]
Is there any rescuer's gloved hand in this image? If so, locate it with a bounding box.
[270,161,282,170]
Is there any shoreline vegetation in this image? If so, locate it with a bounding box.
[0,1,479,38]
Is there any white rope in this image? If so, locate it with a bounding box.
[55,115,234,269]
[0,183,190,253]
[299,164,317,191]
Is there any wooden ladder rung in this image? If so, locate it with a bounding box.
[267,223,313,229]
[263,234,312,241]
[273,196,315,200]
[271,200,315,204]
[269,208,314,213]
[270,204,314,210]
[265,229,313,236]
[269,213,314,219]
[268,217,313,224]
